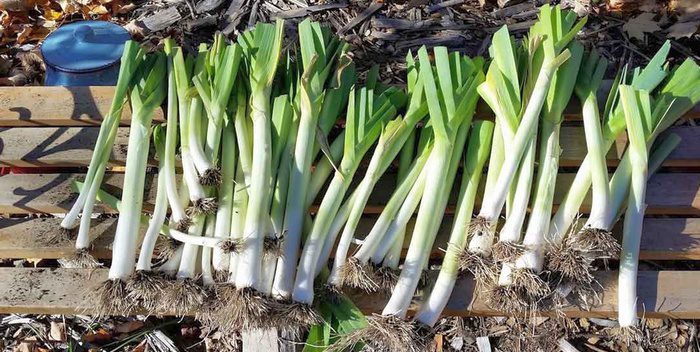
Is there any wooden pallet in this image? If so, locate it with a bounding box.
[1,86,700,320]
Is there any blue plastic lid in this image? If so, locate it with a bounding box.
[41,21,131,73]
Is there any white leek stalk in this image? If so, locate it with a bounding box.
[136,125,169,271]
[548,42,673,242]
[202,216,216,285]
[383,47,482,317]
[235,20,284,290]
[473,6,583,255]
[176,216,206,279]
[293,86,403,304]
[109,53,167,281]
[514,40,584,276]
[195,38,243,278]
[315,192,357,276]
[415,120,493,326]
[472,26,526,258]
[602,61,700,230]
[228,163,248,283]
[329,57,429,284]
[370,169,427,265]
[177,47,213,281]
[576,51,610,232]
[466,121,504,258]
[495,141,534,246]
[62,41,144,232]
[352,145,431,265]
[68,43,145,255]
[213,121,236,272]
[373,132,418,268]
[163,41,189,231]
[472,49,571,244]
[617,85,649,328]
[177,47,211,210]
[274,19,350,299]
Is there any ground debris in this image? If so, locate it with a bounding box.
[0,314,207,352]
[2,0,698,86]
[433,316,697,352]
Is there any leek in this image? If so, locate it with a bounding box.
[548,42,672,242]
[293,85,405,304]
[329,56,430,287]
[382,46,483,318]
[414,120,493,326]
[617,85,650,328]
[94,52,166,316]
[234,20,285,290]
[64,42,144,261]
[61,41,144,232]
[469,19,574,267]
[274,19,350,299]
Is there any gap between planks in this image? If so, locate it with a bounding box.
[0,268,697,319]
[1,217,699,260]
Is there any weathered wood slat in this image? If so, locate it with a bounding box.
[0,268,695,319]
[1,86,697,127]
[0,218,138,259]
[0,174,159,214]
[0,87,164,127]
[0,127,133,167]
[1,217,698,260]
[1,126,698,168]
[0,172,698,215]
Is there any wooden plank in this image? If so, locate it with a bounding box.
[1,126,698,169]
[2,217,698,260]
[0,127,134,168]
[0,218,136,259]
[0,268,697,319]
[629,218,700,260]
[0,86,696,127]
[0,87,164,127]
[557,126,700,167]
[0,174,159,214]
[360,270,700,319]
[0,172,699,216]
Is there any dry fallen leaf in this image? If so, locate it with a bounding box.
[55,0,78,14]
[115,320,144,334]
[13,342,34,352]
[42,7,63,20]
[646,318,664,329]
[15,25,32,44]
[666,20,699,38]
[83,3,108,15]
[623,12,662,40]
[111,0,133,14]
[83,328,112,344]
[123,19,145,38]
[670,0,700,20]
[132,340,147,352]
[607,0,656,13]
[0,0,33,11]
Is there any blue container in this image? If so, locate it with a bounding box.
[41,21,131,86]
